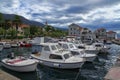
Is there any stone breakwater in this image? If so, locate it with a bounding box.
[112,39,120,45]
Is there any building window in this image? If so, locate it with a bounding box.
[74,32,75,35]
[51,45,57,50]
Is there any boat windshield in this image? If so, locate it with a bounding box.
[56,44,62,50]
[0,43,3,45]
[71,51,79,56]
[69,44,74,48]
[51,45,57,51]
[95,44,102,47]
[49,54,63,60]
[63,53,72,59]
[74,41,79,44]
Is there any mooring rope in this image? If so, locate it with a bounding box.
[74,68,81,80]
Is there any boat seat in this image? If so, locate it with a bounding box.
[34,53,41,56]
[6,59,24,64]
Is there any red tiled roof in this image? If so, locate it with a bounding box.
[79,27,83,31]
[20,24,30,28]
[107,31,116,34]
[13,24,30,28]
[97,28,106,31]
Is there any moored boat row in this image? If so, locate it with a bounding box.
[30,37,111,69]
[0,37,111,72]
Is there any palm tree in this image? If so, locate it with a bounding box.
[4,19,12,29]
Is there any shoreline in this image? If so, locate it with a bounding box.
[0,38,30,43]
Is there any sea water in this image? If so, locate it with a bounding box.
[0,44,120,80]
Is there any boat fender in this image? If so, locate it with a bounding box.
[53,63,60,67]
[39,61,43,63]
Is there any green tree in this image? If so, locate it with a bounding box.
[0,27,5,39]
[0,13,3,27]
[7,28,17,39]
[23,27,30,38]
[4,19,12,30]
[13,15,22,30]
[30,26,39,36]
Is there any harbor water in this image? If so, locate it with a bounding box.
[0,44,120,80]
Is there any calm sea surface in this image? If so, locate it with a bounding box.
[0,44,120,80]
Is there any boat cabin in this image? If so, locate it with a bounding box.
[58,42,84,56]
[32,43,72,61]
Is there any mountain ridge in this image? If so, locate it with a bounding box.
[0,13,44,27]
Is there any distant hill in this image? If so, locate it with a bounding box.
[0,13,44,27]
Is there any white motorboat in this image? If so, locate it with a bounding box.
[71,40,85,49]
[31,43,85,69]
[4,43,11,49]
[84,45,99,54]
[1,56,38,72]
[92,42,109,53]
[10,42,20,48]
[71,40,99,54]
[59,42,96,62]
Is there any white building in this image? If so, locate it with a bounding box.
[81,28,94,44]
[94,28,107,39]
[107,31,117,40]
[68,23,94,43]
[68,23,82,37]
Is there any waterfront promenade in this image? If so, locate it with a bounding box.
[104,55,120,80]
[0,69,20,80]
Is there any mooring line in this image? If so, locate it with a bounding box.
[74,68,81,80]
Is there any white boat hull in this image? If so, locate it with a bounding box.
[84,55,96,61]
[77,54,96,62]
[99,48,108,53]
[3,45,11,49]
[85,50,99,54]
[11,44,19,48]
[1,59,38,72]
[32,57,84,69]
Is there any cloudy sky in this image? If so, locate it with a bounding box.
[0,0,120,33]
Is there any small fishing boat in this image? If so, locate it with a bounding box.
[71,40,85,49]
[70,40,99,54]
[92,42,110,53]
[10,42,20,48]
[59,41,96,62]
[4,43,11,49]
[0,42,11,49]
[84,45,99,54]
[1,56,38,72]
[31,43,85,69]
[20,41,32,47]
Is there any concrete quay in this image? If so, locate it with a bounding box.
[0,69,20,80]
[104,56,120,80]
